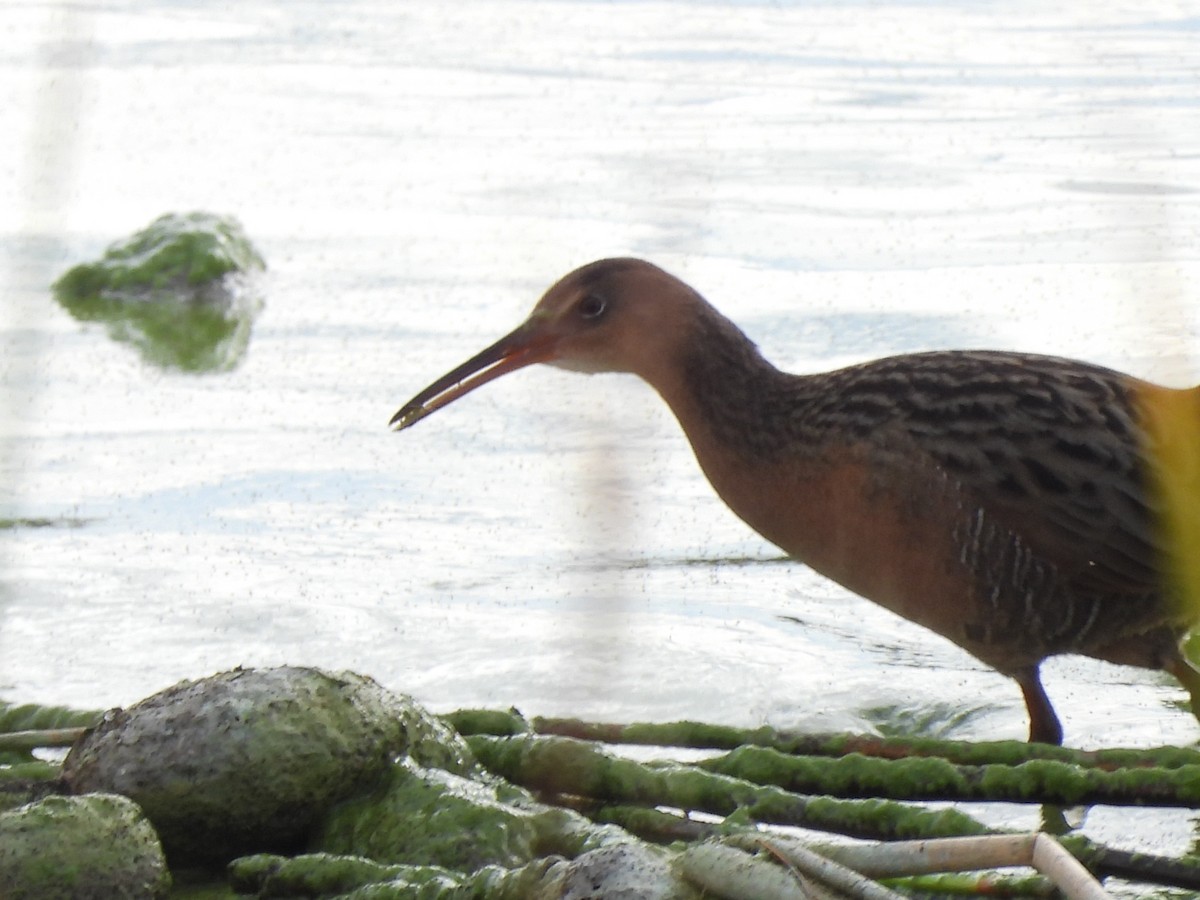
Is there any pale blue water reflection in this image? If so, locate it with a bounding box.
[2,0,1199,869]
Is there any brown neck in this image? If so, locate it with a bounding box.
[648,301,818,468]
[672,309,820,465]
[642,302,848,566]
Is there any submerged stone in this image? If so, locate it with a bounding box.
[52,211,265,372]
[0,792,169,899]
[60,666,472,866]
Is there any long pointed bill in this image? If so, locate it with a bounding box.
[389,318,557,430]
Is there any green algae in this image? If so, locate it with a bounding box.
[56,212,263,296]
[802,796,989,841]
[315,760,541,871]
[468,734,992,842]
[0,759,59,783]
[469,734,746,813]
[880,870,1056,897]
[531,716,793,752]
[0,792,170,899]
[704,747,971,798]
[528,714,1200,770]
[231,844,686,899]
[5,685,1198,896]
[694,743,1200,808]
[300,744,1194,900]
[0,701,102,810]
[0,699,101,733]
[53,211,265,373]
[589,804,718,844]
[228,852,457,896]
[314,754,632,872]
[443,708,530,737]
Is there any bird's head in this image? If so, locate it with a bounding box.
[390,258,696,430]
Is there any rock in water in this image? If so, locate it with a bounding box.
[53,211,266,372]
[60,666,472,865]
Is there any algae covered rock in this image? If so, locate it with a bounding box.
[229,844,686,898]
[313,750,637,875]
[314,758,541,870]
[53,211,265,372]
[61,666,471,865]
[0,792,169,899]
[227,851,459,897]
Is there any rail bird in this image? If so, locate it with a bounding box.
[391,258,1200,744]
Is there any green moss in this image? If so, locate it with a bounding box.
[974,759,1081,804]
[443,708,530,737]
[62,667,472,867]
[702,746,976,799]
[52,212,265,373]
[882,870,1054,896]
[0,793,169,899]
[55,212,264,300]
[515,710,1200,776]
[0,759,60,783]
[470,734,995,843]
[802,795,990,840]
[694,740,1200,808]
[236,847,682,900]
[227,852,457,896]
[0,700,101,733]
[628,721,777,751]
[314,759,540,871]
[313,737,630,872]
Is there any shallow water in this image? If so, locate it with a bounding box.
[3,0,1200,872]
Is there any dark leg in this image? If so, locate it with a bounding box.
[1167,651,1200,727]
[1015,665,1063,745]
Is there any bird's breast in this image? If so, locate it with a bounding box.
[701,444,962,607]
[692,439,1052,670]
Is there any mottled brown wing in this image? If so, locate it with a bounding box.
[831,351,1164,595]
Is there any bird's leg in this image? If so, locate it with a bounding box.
[1014,665,1063,745]
[1166,651,1200,728]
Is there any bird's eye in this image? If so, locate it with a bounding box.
[578,294,607,319]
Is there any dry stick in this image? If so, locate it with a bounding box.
[808,834,1113,899]
[754,838,909,900]
[813,833,1036,877]
[758,839,831,899]
[0,727,86,752]
[1033,836,1113,900]
[578,802,719,844]
[595,802,1058,896]
[678,842,814,900]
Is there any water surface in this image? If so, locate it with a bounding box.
[2,0,1200,870]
